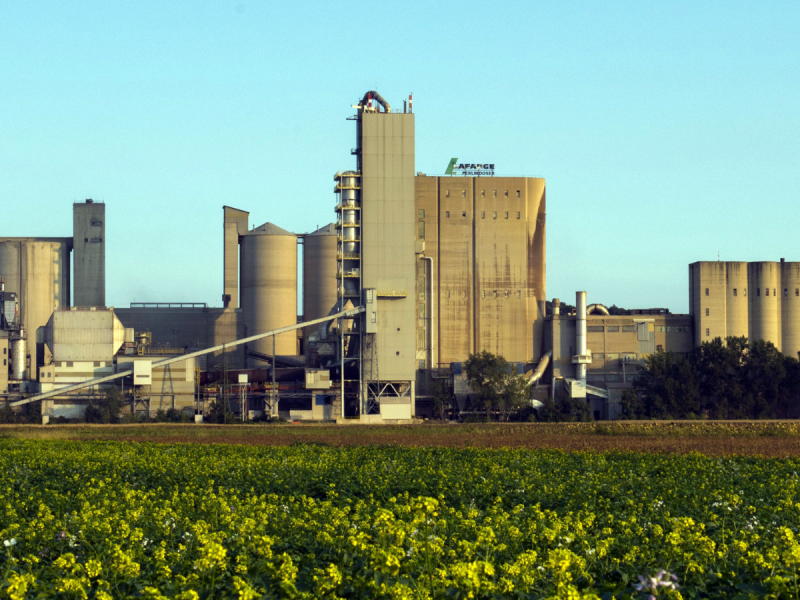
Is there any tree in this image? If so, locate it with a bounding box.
[84,388,125,424]
[633,336,797,420]
[431,379,455,420]
[496,371,531,422]
[464,351,509,420]
[744,339,786,419]
[464,351,532,421]
[633,350,700,419]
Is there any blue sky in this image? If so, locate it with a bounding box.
[1,1,798,313]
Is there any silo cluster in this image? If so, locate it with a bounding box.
[690,260,800,357]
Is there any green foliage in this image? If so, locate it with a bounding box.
[0,403,16,424]
[431,379,454,420]
[535,394,592,422]
[633,336,800,419]
[1,440,800,597]
[84,388,125,424]
[206,395,235,424]
[464,351,531,421]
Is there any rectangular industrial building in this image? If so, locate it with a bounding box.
[414,175,546,368]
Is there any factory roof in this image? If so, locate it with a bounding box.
[307,223,336,236]
[246,222,295,236]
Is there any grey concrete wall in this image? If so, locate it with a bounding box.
[223,206,249,309]
[360,112,416,382]
[73,201,105,307]
[115,307,245,368]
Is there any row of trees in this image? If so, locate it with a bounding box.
[626,337,800,419]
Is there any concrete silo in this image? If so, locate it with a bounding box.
[303,224,338,339]
[725,262,749,340]
[781,260,800,358]
[240,223,298,360]
[0,238,71,372]
[748,261,781,351]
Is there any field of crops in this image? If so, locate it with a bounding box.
[1,439,800,599]
[7,421,800,457]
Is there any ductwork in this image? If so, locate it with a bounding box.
[587,303,610,315]
[360,91,391,113]
[526,350,552,386]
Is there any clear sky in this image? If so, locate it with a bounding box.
[2,1,798,313]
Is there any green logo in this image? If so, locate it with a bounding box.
[445,158,458,175]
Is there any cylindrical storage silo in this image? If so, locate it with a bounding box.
[781,261,800,358]
[0,241,22,297]
[10,334,26,381]
[748,262,781,350]
[725,262,749,340]
[303,224,338,338]
[240,223,298,360]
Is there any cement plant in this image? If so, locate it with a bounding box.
[1,91,796,423]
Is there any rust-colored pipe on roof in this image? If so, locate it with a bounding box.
[360,91,391,113]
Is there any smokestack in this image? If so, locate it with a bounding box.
[552,298,560,316]
[576,291,587,381]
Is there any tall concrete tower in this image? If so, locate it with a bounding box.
[349,91,416,419]
[72,200,105,307]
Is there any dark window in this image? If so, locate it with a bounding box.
[516,211,521,219]
[418,209,425,219]
[587,326,604,332]
[785,288,789,297]
[705,308,709,316]
[446,211,450,218]
[505,211,509,219]
[462,211,466,218]
[445,190,450,197]
[706,328,710,337]
[481,190,485,197]
[757,288,760,296]
[461,190,466,198]
[504,190,509,197]
[733,288,737,296]
[796,289,799,297]
[766,288,769,297]
[705,288,709,296]
[516,190,521,198]
[622,325,636,332]
[607,326,620,332]
[492,211,497,220]
[481,211,485,219]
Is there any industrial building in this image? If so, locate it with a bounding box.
[543,294,693,419]
[4,91,791,422]
[690,260,800,357]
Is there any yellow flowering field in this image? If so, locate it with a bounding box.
[1,440,799,598]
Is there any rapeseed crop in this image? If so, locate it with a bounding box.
[0,440,798,598]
